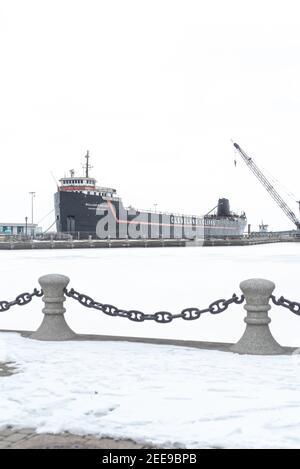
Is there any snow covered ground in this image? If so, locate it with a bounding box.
[0,243,300,346]
[1,244,300,448]
[1,331,300,449]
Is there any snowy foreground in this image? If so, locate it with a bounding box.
[1,244,300,448]
[1,331,300,449]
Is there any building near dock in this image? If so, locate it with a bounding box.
[0,222,41,237]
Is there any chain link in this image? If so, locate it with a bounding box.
[0,289,43,312]
[4,285,300,320]
[271,295,300,316]
[64,287,244,323]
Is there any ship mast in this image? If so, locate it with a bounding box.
[85,150,92,178]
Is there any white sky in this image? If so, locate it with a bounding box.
[1,0,300,231]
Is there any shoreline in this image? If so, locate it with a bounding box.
[0,236,298,250]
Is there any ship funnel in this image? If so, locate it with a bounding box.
[217,198,230,217]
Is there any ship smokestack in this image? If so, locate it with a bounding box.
[217,198,230,217]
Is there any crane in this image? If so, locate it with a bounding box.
[233,142,300,230]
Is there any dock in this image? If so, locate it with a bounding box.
[0,234,299,250]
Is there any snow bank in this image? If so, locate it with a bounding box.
[1,332,300,449]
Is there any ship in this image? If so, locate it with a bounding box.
[55,152,247,240]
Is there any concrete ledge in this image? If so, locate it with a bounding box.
[0,236,299,250]
[0,329,296,354]
[0,426,153,449]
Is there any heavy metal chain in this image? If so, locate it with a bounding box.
[271,295,300,316]
[0,289,43,312]
[64,287,244,323]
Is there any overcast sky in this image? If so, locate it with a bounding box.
[1,0,300,231]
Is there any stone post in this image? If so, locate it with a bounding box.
[231,278,285,355]
[30,274,76,341]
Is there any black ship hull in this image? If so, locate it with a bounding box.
[55,191,247,239]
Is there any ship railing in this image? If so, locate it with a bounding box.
[96,186,117,193]
[102,196,120,201]
[127,207,204,219]
[127,207,245,219]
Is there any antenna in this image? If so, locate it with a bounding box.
[29,191,36,225]
[84,150,93,178]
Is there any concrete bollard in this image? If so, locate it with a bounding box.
[231,278,285,355]
[30,274,76,341]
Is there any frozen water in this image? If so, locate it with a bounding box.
[0,243,299,346]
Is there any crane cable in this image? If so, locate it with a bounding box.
[43,220,57,233]
[232,141,298,204]
[37,208,55,225]
[257,163,298,202]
